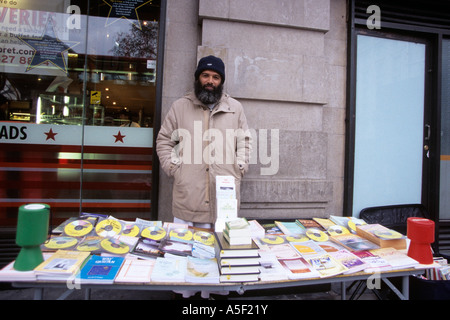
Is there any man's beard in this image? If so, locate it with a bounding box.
[195,80,223,105]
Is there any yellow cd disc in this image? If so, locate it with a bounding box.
[64,220,94,237]
[373,229,403,239]
[260,235,285,245]
[121,224,140,237]
[100,238,129,254]
[169,228,193,241]
[95,219,123,237]
[285,234,309,242]
[44,236,78,249]
[327,225,350,236]
[348,220,366,232]
[193,231,215,246]
[306,228,329,242]
[141,226,166,241]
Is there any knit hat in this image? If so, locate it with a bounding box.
[194,55,225,83]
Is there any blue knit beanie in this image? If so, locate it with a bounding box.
[194,55,225,83]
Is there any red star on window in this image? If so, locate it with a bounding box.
[113,131,126,143]
[44,128,58,141]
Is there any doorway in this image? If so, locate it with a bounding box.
[349,33,432,218]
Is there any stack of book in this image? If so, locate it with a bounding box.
[215,232,260,283]
[223,218,252,245]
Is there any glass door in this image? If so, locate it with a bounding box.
[440,39,450,220]
[352,34,428,217]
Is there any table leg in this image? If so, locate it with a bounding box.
[33,288,43,300]
[341,281,346,300]
[401,275,409,300]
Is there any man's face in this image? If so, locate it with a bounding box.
[195,70,223,105]
[198,70,222,90]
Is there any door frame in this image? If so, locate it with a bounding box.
[344,19,440,227]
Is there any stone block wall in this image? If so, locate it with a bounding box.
[159,0,347,222]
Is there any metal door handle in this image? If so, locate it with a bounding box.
[425,124,431,140]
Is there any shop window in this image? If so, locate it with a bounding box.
[0,0,161,226]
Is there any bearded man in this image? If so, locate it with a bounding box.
[156,55,252,229]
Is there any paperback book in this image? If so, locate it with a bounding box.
[306,253,348,278]
[114,259,155,283]
[151,255,187,283]
[185,256,220,284]
[78,255,125,284]
[34,250,90,281]
[369,247,419,270]
[330,233,380,252]
[356,224,407,250]
[329,249,367,274]
[278,257,320,279]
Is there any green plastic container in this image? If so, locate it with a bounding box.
[14,204,50,271]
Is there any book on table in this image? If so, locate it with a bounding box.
[329,249,367,274]
[274,220,306,236]
[215,231,261,283]
[114,259,155,283]
[312,217,336,230]
[223,229,252,246]
[215,232,259,258]
[223,218,252,245]
[220,264,261,275]
[369,247,419,270]
[296,219,325,230]
[159,238,193,256]
[248,220,266,239]
[78,255,125,284]
[352,250,391,273]
[34,250,90,281]
[330,233,380,252]
[219,273,259,283]
[356,224,407,250]
[224,218,251,236]
[129,237,164,259]
[289,240,327,257]
[150,255,187,283]
[258,254,289,282]
[258,243,301,261]
[219,257,260,267]
[218,257,260,283]
[305,253,349,278]
[185,256,220,284]
[0,252,53,282]
[0,261,37,282]
[278,257,320,280]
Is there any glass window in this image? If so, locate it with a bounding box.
[440,39,450,220]
[352,34,426,216]
[0,0,161,225]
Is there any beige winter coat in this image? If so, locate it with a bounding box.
[156,92,251,223]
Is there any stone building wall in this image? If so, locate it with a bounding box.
[158,0,348,222]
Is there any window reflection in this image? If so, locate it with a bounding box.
[0,0,160,225]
